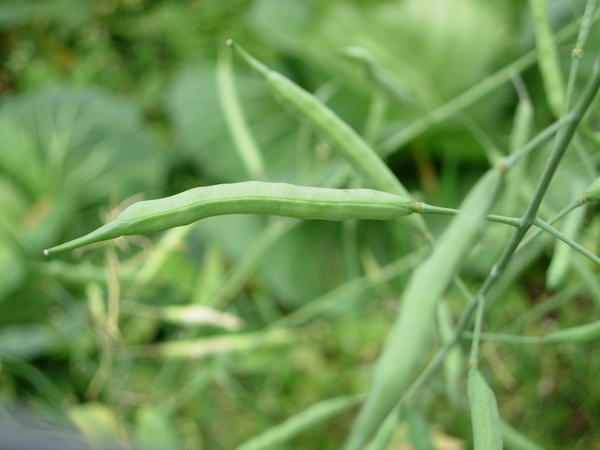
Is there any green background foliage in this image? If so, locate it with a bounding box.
[1,0,599,448]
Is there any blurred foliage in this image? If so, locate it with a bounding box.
[0,0,599,449]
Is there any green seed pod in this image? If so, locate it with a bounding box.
[44,181,415,255]
[529,0,565,116]
[509,90,534,154]
[468,367,503,450]
[344,167,504,450]
[546,204,587,289]
[438,302,463,406]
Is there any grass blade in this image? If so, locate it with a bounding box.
[236,395,363,450]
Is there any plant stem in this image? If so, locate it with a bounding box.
[468,292,486,366]
[533,218,600,267]
[494,61,600,281]
[504,114,575,168]
[379,11,600,153]
[516,200,583,252]
[463,331,541,345]
[402,59,600,404]
[419,204,521,227]
[563,0,598,113]
[418,203,600,267]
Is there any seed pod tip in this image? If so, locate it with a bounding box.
[229,42,271,80]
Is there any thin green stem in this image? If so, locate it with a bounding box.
[516,200,583,251]
[379,46,536,152]
[419,204,521,227]
[500,286,581,334]
[420,203,600,267]
[462,331,541,345]
[468,293,486,366]
[563,0,598,113]
[532,218,600,267]
[494,61,600,281]
[525,63,600,220]
[401,61,600,404]
[504,114,575,168]
[379,11,600,154]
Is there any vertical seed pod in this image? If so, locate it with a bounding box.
[546,204,587,289]
[227,41,409,200]
[405,406,435,450]
[509,86,534,154]
[437,302,463,406]
[528,0,565,116]
[344,167,504,450]
[468,367,503,450]
[504,80,534,217]
[216,45,267,181]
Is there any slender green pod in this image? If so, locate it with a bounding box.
[405,407,435,450]
[344,166,504,450]
[528,0,565,116]
[44,181,415,255]
[509,84,534,154]
[127,328,292,359]
[216,45,267,181]
[227,40,408,200]
[437,302,463,406]
[468,367,503,449]
[562,0,598,113]
[505,78,534,217]
[546,204,587,289]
